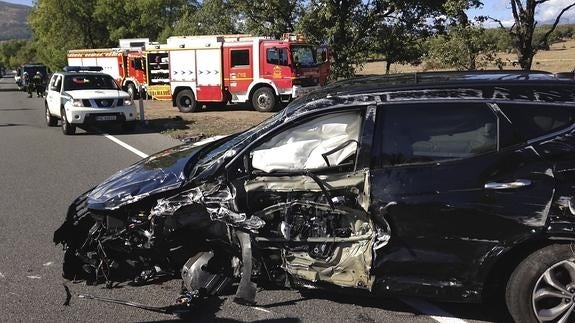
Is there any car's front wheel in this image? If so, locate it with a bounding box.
[506,244,575,323]
[61,108,76,135]
[45,103,57,127]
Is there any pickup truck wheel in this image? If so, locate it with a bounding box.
[61,108,76,135]
[506,244,575,323]
[251,87,277,112]
[127,83,138,100]
[45,103,57,127]
[176,89,198,113]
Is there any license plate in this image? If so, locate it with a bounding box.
[96,116,116,121]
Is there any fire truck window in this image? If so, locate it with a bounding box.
[266,48,289,66]
[231,50,250,67]
[133,58,143,70]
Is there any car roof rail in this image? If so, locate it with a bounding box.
[62,66,103,72]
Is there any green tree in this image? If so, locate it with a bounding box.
[28,0,110,70]
[297,0,388,79]
[491,0,575,70]
[172,0,239,36]
[370,2,443,74]
[93,0,196,43]
[426,25,499,70]
[0,40,39,69]
[424,0,501,71]
[231,0,301,39]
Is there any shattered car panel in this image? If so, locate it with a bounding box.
[54,71,575,316]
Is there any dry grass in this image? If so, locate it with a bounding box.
[358,38,575,75]
[142,101,271,140]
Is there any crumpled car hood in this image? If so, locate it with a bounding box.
[87,143,206,210]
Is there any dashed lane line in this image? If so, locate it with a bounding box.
[102,133,149,158]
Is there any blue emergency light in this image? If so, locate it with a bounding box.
[63,66,103,72]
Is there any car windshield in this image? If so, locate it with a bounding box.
[291,45,318,68]
[63,74,119,91]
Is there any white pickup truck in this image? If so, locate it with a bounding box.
[44,66,137,135]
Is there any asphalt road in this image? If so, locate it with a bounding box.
[0,74,499,323]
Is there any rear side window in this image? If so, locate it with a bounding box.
[372,103,497,167]
[498,104,574,141]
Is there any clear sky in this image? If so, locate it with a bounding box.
[3,0,33,6]
[4,0,575,27]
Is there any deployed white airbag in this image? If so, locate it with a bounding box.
[252,112,361,172]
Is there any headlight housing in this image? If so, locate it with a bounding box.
[72,99,84,107]
[123,98,134,106]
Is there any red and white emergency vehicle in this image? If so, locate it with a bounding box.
[165,33,330,112]
[67,48,148,100]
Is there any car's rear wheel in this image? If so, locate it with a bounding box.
[176,89,197,113]
[506,244,575,323]
[45,103,57,127]
[61,108,76,135]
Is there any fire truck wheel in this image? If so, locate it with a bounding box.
[252,87,277,112]
[127,83,138,100]
[176,89,198,113]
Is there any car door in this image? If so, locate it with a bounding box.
[369,102,556,285]
[229,106,381,290]
[46,74,62,116]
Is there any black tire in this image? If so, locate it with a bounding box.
[251,87,277,112]
[126,83,138,100]
[176,89,198,113]
[45,103,57,127]
[506,244,575,323]
[61,108,76,135]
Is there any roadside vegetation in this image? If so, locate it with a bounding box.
[2,0,575,78]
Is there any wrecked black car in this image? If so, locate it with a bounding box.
[55,71,575,322]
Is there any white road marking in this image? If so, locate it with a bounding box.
[400,297,467,323]
[252,306,273,314]
[26,275,41,279]
[102,133,149,158]
[43,261,53,267]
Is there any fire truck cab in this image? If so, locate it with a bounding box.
[167,34,329,112]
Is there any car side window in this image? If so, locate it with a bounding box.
[498,103,574,141]
[251,111,362,173]
[372,103,497,167]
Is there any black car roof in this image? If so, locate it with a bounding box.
[286,70,575,117]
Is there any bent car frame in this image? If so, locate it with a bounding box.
[55,71,575,322]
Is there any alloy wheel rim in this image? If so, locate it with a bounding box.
[533,259,575,322]
[45,107,50,122]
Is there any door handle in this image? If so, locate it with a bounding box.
[484,179,532,190]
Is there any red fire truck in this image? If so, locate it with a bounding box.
[67,48,146,100]
[166,33,330,112]
[67,34,330,112]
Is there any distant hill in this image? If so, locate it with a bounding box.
[0,1,32,41]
